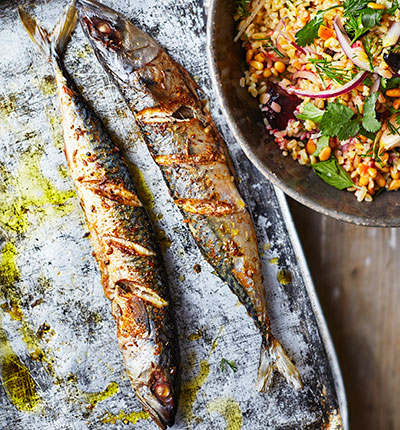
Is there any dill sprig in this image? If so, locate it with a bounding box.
[362,35,382,72]
[309,58,352,85]
[252,36,285,57]
[387,119,400,137]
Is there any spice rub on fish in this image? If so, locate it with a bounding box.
[19,4,179,428]
[77,0,302,392]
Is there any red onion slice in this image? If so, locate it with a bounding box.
[293,70,317,81]
[288,71,369,99]
[333,17,370,71]
[290,41,307,55]
[333,16,386,77]
[370,73,380,93]
[383,22,400,48]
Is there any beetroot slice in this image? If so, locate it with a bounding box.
[262,83,302,131]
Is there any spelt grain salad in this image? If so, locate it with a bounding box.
[235,0,400,202]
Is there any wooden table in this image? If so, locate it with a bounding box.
[289,198,400,430]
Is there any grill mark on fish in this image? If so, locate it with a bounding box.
[19,4,180,428]
[104,235,156,257]
[85,181,143,207]
[175,198,238,216]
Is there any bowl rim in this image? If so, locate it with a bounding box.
[206,0,400,227]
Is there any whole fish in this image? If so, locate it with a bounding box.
[19,4,180,427]
[77,0,302,391]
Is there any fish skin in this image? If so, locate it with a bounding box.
[77,0,302,391]
[19,4,180,428]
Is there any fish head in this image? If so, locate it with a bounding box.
[76,0,160,82]
[135,366,179,429]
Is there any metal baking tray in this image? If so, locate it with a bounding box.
[0,0,347,428]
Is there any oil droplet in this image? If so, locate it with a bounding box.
[82,381,119,409]
[277,269,292,285]
[44,107,64,150]
[0,145,75,235]
[180,353,210,425]
[0,329,41,412]
[269,257,279,265]
[32,75,57,97]
[263,243,271,251]
[57,164,69,179]
[101,409,150,424]
[178,274,185,282]
[207,397,243,430]
[75,44,93,59]
[0,241,20,292]
[188,329,203,341]
[0,302,23,321]
[0,94,16,121]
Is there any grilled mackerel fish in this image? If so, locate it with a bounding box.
[19,4,179,427]
[77,0,302,391]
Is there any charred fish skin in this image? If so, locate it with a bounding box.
[19,4,179,428]
[77,0,302,391]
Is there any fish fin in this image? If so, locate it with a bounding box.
[18,2,77,61]
[256,338,303,392]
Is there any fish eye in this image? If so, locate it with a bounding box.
[97,21,112,34]
[153,382,172,399]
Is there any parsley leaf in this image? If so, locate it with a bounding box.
[220,358,238,373]
[337,118,360,140]
[319,102,355,137]
[343,0,369,16]
[312,158,354,189]
[362,92,381,132]
[314,135,330,156]
[295,11,325,47]
[296,103,324,122]
[295,5,342,47]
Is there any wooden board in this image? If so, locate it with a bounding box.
[289,198,400,430]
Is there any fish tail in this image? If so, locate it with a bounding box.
[18,1,77,63]
[256,337,303,392]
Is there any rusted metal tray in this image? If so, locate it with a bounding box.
[0,0,347,428]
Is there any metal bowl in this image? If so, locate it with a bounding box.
[206,0,400,226]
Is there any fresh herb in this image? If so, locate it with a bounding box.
[220,358,238,373]
[235,0,251,17]
[382,77,400,91]
[387,115,400,136]
[345,15,368,42]
[314,135,330,156]
[309,58,352,85]
[363,38,374,72]
[295,5,342,47]
[386,0,400,15]
[363,75,373,86]
[362,92,381,133]
[253,37,285,57]
[360,8,384,28]
[296,103,324,122]
[319,102,356,137]
[344,0,385,42]
[312,157,355,189]
[343,0,369,16]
